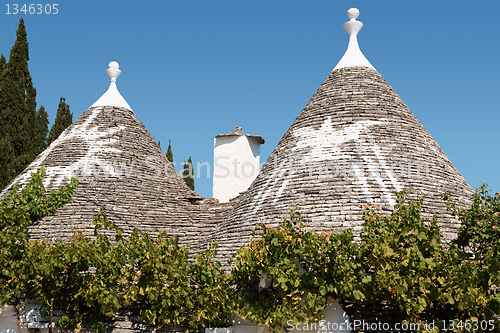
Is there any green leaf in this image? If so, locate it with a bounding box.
[352,290,365,300]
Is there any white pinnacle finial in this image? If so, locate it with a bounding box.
[347,8,359,20]
[91,61,132,111]
[333,8,375,71]
[106,61,121,82]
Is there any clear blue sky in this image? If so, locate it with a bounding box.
[1,0,498,198]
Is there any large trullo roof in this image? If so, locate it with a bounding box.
[1,61,225,252]
[213,8,474,261]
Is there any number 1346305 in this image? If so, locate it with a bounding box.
[6,4,58,14]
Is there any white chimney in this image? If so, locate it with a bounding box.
[213,127,264,203]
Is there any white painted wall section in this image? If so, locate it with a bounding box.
[0,305,18,333]
[0,301,61,333]
[213,128,264,203]
[227,301,351,333]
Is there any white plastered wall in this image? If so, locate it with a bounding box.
[213,136,261,203]
[228,301,351,333]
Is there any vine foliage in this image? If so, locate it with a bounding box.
[1,168,499,332]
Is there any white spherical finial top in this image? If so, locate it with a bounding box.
[347,8,359,20]
[109,61,119,69]
[106,61,121,82]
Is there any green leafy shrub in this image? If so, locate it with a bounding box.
[1,168,499,332]
[444,186,500,320]
[231,208,360,332]
[359,190,499,330]
[0,167,78,305]
[0,168,233,332]
[122,233,234,331]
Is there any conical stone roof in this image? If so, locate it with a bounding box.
[1,62,224,252]
[213,9,474,261]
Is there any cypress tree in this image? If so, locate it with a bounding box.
[0,18,38,190]
[166,140,174,164]
[0,54,6,73]
[182,156,195,191]
[0,54,6,184]
[34,105,49,154]
[0,138,15,190]
[48,97,73,145]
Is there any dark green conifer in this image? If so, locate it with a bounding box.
[48,97,73,145]
[34,105,49,154]
[0,139,15,190]
[0,18,38,189]
[182,156,195,191]
[166,140,174,164]
[0,54,6,73]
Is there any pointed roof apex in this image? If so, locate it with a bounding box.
[91,61,132,111]
[333,8,375,71]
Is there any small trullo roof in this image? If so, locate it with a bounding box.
[1,62,226,251]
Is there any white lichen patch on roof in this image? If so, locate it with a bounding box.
[293,117,384,162]
[91,61,132,111]
[287,117,403,207]
[333,8,375,71]
[246,117,402,215]
[1,106,125,192]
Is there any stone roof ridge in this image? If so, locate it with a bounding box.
[215,126,265,144]
[333,8,375,71]
[91,61,133,111]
